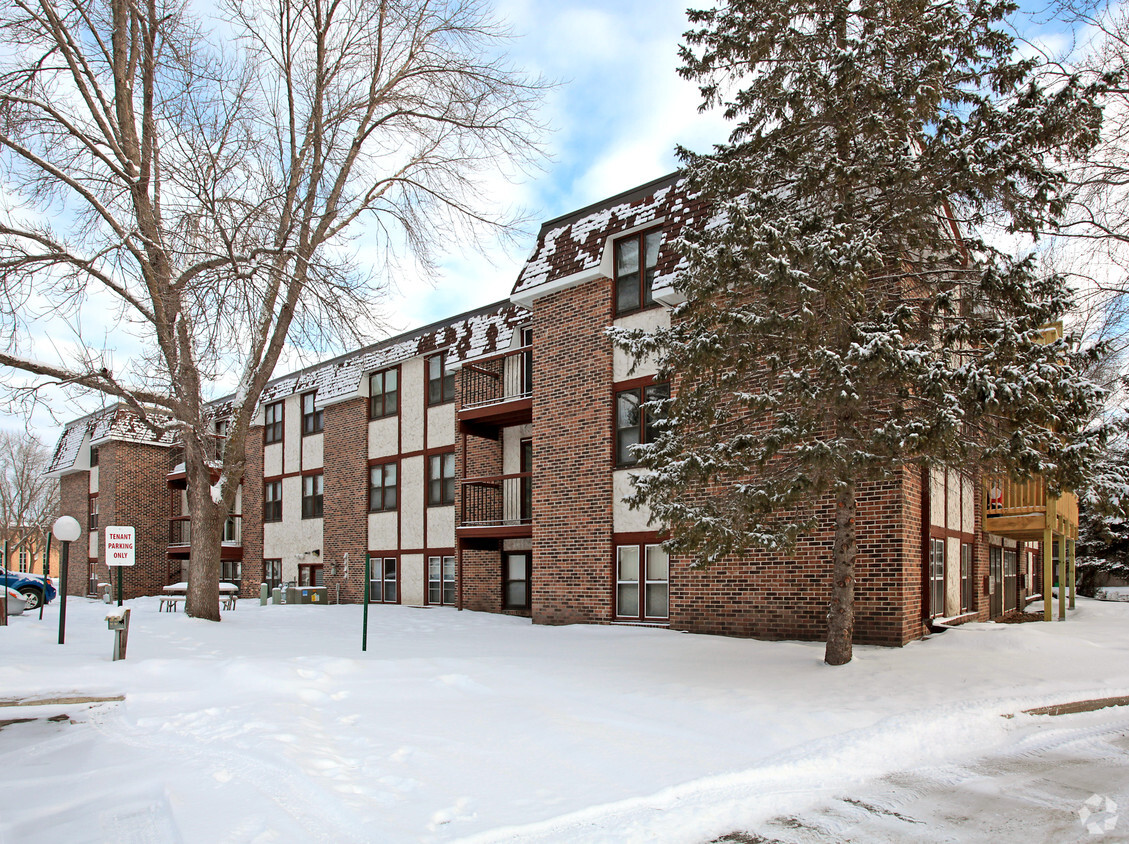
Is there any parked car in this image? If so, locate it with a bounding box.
[3,585,29,616]
[0,568,56,610]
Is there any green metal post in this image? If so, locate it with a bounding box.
[117,565,123,607]
[362,554,370,652]
[41,533,51,620]
[57,540,69,644]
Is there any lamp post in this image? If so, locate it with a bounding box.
[52,516,81,644]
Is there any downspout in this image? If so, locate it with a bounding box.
[921,464,932,632]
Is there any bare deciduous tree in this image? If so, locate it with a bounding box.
[0,0,543,619]
[0,430,58,576]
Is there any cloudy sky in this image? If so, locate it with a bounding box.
[2,0,1087,445]
[384,0,729,331]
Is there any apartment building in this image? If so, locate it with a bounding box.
[48,173,1079,646]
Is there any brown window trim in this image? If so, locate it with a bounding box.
[263,478,283,523]
[367,553,400,604]
[301,391,324,436]
[613,534,670,622]
[503,551,531,610]
[368,461,398,513]
[297,563,325,587]
[613,226,663,318]
[301,471,324,519]
[263,401,284,445]
[426,553,457,606]
[614,379,670,468]
[263,558,282,591]
[427,351,456,406]
[369,366,400,420]
[426,450,456,507]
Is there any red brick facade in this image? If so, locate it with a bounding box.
[92,440,173,600]
[58,471,91,597]
[48,174,1049,648]
[529,278,615,625]
[323,398,368,603]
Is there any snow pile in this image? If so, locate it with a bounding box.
[1095,586,1129,602]
[1,599,1128,843]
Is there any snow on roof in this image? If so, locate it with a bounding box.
[511,173,708,301]
[252,300,527,411]
[47,415,94,474]
[48,405,177,474]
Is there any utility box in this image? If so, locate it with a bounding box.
[286,587,327,605]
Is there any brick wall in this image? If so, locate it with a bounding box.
[323,398,368,603]
[97,441,173,599]
[530,278,615,624]
[242,426,264,598]
[58,471,90,596]
[666,466,935,647]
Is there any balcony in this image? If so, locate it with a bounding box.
[983,474,1079,542]
[456,473,532,539]
[169,514,243,559]
[458,344,532,436]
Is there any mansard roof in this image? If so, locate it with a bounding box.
[47,405,177,475]
[510,172,708,305]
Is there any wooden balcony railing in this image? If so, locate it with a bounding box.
[459,472,532,528]
[983,473,1078,539]
[460,344,532,412]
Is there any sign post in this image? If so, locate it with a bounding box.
[104,527,136,607]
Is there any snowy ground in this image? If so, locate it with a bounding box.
[1,597,1128,844]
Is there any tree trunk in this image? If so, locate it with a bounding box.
[825,479,857,665]
[185,460,225,621]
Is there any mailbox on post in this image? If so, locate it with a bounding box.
[105,608,131,660]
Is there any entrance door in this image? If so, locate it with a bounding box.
[989,546,1003,617]
[1003,549,1018,613]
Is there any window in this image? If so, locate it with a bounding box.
[520,438,533,523]
[90,445,99,466]
[302,473,324,519]
[427,352,455,405]
[520,326,533,395]
[17,549,28,573]
[263,401,283,444]
[960,543,973,613]
[369,462,398,512]
[616,543,669,620]
[369,368,399,419]
[263,559,282,591]
[615,383,669,466]
[614,228,661,315]
[301,391,323,435]
[298,564,324,587]
[213,419,229,460]
[428,452,455,506]
[929,538,945,618]
[220,561,241,587]
[428,555,456,605]
[368,556,398,603]
[88,495,99,531]
[263,480,282,522]
[504,553,530,610]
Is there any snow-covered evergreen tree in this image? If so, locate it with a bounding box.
[614,0,1106,664]
[1077,413,1129,594]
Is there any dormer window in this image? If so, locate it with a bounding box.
[614,228,661,316]
[301,391,323,435]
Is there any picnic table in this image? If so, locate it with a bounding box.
[160,582,239,612]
